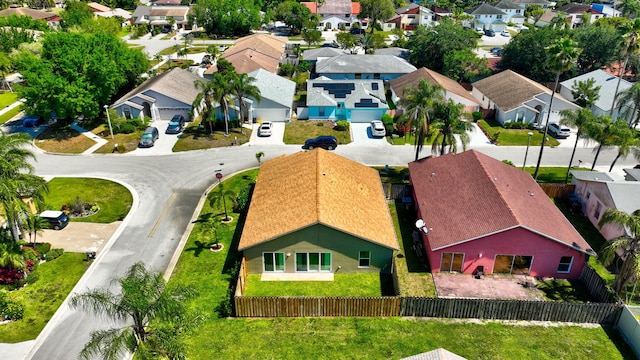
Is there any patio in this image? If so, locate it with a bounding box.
[432,273,546,301]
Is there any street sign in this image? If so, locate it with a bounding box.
[216,173,223,180]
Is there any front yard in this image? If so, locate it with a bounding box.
[283,120,351,145]
[478,119,561,147]
[35,121,97,154]
[173,120,251,152]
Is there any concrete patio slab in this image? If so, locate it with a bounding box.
[432,273,545,301]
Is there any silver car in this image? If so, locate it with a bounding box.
[370,120,386,137]
[258,122,272,137]
[548,123,570,139]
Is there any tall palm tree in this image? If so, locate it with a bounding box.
[192,79,216,134]
[559,108,597,183]
[210,72,235,136]
[431,99,472,156]
[0,132,48,242]
[24,213,48,244]
[570,78,601,108]
[230,73,261,125]
[608,124,637,172]
[533,37,582,180]
[208,182,235,222]
[70,262,198,360]
[610,18,640,118]
[398,80,445,161]
[616,82,640,128]
[598,209,640,296]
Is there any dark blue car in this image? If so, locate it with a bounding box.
[22,115,43,127]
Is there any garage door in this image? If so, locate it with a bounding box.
[158,109,191,121]
[254,108,289,122]
[350,109,382,123]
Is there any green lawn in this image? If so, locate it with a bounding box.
[243,273,385,296]
[0,105,23,125]
[522,166,591,184]
[166,170,634,359]
[283,120,351,145]
[478,119,561,147]
[0,253,90,343]
[42,178,133,223]
[0,91,18,108]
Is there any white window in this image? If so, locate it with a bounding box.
[296,252,331,272]
[263,252,285,272]
[557,256,573,273]
[359,251,371,268]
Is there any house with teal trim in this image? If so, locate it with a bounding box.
[303,78,388,122]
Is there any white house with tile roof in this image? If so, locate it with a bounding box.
[303,78,388,122]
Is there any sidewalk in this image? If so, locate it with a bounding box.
[0,98,24,117]
[70,119,108,154]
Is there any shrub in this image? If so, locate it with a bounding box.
[381,114,394,126]
[471,111,483,122]
[316,122,324,127]
[0,269,24,285]
[46,248,64,261]
[234,184,254,213]
[34,243,51,255]
[502,160,515,167]
[0,291,24,320]
[297,61,310,72]
[334,120,350,131]
[504,121,533,130]
[278,64,295,77]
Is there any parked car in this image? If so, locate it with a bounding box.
[350,28,365,35]
[38,210,69,230]
[303,135,338,150]
[548,123,571,139]
[258,121,273,137]
[484,29,496,37]
[501,30,510,37]
[370,120,386,137]
[322,42,339,48]
[22,115,43,127]
[139,126,159,147]
[475,27,484,35]
[166,115,185,134]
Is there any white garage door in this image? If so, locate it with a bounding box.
[350,109,382,123]
[254,108,288,122]
[158,109,191,121]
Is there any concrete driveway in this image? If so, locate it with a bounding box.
[349,123,391,147]
[127,119,180,155]
[249,122,285,145]
[38,222,121,253]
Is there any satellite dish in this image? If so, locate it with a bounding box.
[415,219,425,229]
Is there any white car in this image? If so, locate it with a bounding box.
[258,122,273,137]
[548,123,570,139]
[501,30,510,37]
[370,120,386,137]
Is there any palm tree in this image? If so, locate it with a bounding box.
[610,18,640,118]
[0,132,48,242]
[24,213,48,244]
[230,73,261,125]
[431,99,472,156]
[70,262,197,360]
[192,79,216,134]
[570,78,601,108]
[608,124,637,172]
[559,108,597,183]
[598,209,640,296]
[583,116,628,171]
[0,241,25,271]
[533,37,582,180]
[210,72,235,136]
[617,82,640,128]
[208,182,235,222]
[398,79,445,161]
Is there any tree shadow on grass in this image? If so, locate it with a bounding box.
[185,240,218,257]
[222,211,247,275]
[602,325,637,359]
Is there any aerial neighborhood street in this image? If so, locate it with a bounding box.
[2,0,640,359]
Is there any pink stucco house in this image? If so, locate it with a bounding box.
[408,150,595,279]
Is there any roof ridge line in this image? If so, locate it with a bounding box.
[475,151,521,225]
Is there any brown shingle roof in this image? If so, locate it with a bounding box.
[112,67,204,108]
[0,7,58,20]
[472,70,558,112]
[408,150,594,255]
[390,67,479,105]
[239,149,399,251]
[213,33,286,74]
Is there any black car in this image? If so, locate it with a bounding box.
[350,28,365,35]
[166,115,185,134]
[303,136,338,150]
[484,29,496,37]
[139,126,159,148]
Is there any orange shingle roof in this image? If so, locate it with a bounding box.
[408,150,594,255]
[214,33,286,74]
[239,149,399,251]
[390,67,479,105]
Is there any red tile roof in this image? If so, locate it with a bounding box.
[408,150,594,255]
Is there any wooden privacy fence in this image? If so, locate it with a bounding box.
[400,297,622,324]
[539,183,575,199]
[235,296,401,317]
[234,295,622,323]
[383,183,410,200]
[579,264,618,303]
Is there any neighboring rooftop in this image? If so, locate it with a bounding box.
[247,68,296,108]
[409,150,594,255]
[570,170,615,182]
[112,68,204,107]
[390,67,479,105]
[238,149,399,251]
[206,33,286,74]
[560,69,631,112]
[302,47,348,61]
[606,182,640,216]
[0,6,58,20]
[465,3,507,15]
[624,168,640,181]
[315,54,417,75]
[307,78,387,108]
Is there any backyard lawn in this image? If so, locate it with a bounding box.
[478,119,561,147]
[283,120,351,145]
[243,273,387,296]
[0,253,90,343]
[167,170,633,359]
[42,178,133,223]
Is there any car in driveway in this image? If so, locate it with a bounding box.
[501,30,510,37]
[38,210,69,230]
[258,121,273,137]
[548,123,570,139]
[23,115,44,127]
[484,29,496,37]
[303,135,338,150]
[370,120,386,137]
[139,126,159,147]
[166,115,185,134]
